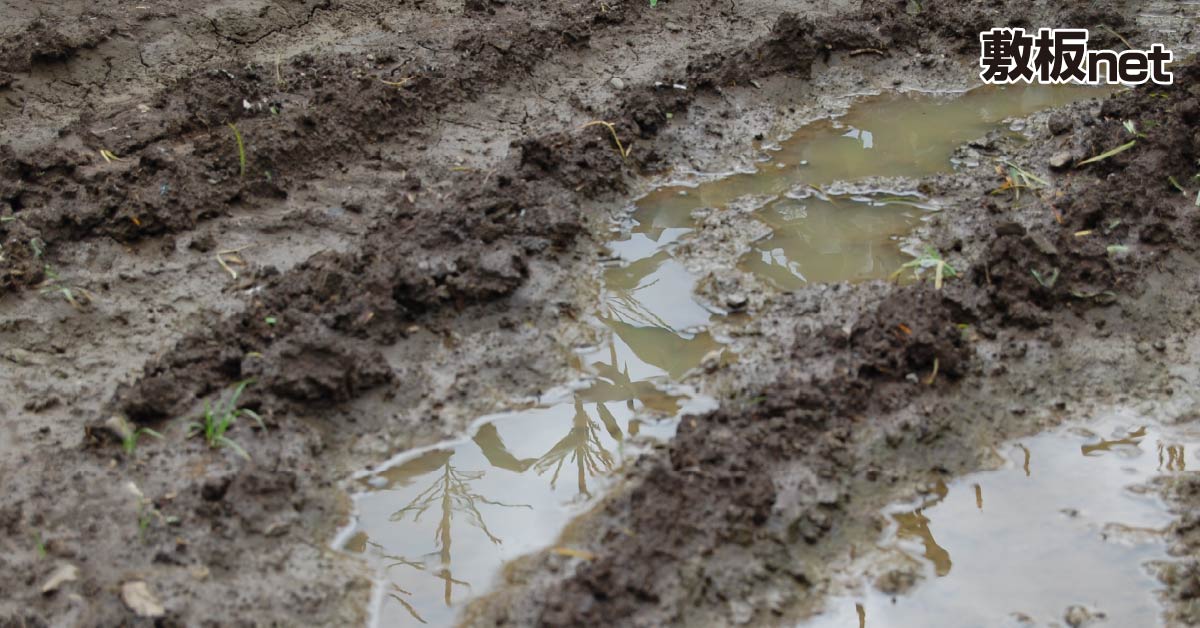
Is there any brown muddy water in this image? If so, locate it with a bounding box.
[334,84,1128,626]
[805,413,1198,628]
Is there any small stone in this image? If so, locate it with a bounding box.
[609,77,624,90]
[41,564,79,594]
[701,350,723,373]
[725,293,748,310]
[1049,151,1073,170]
[875,567,919,595]
[995,221,1026,237]
[665,21,682,32]
[1048,112,1074,135]
[121,581,165,618]
[1153,339,1167,352]
[1064,604,1105,627]
[1027,233,1059,256]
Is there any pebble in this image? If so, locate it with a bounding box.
[41,564,79,595]
[1049,151,1073,170]
[609,77,624,90]
[1027,233,1059,256]
[1064,604,1105,627]
[121,581,165,618]
[1048,112,1074,135]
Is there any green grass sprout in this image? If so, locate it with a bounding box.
[187,380,264,459]
[1077,140,1136,167]
[228,123,247,177]
[890,246,957,290]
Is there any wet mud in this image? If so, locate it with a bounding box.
[4,0,1200,626]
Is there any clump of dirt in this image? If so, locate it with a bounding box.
[1162,473,1200,626]
[0,19,115,72]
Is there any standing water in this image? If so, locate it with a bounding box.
[805,413,1197,627]
[334,84,1112,626]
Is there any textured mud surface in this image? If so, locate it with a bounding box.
[3,0,1200,625]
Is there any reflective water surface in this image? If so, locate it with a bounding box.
[806,414,1198,628]
[336,84,1114,626]
[630,84,1112,290]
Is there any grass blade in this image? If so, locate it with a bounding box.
[1077,140,1136,166]
[228,123,247,177]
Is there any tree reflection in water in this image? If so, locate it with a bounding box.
[533,399,618,499]
[387,455,531,611]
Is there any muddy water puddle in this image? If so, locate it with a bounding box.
[632,84,1109,289]
[335,84,1112,626]
[807,415,1198,627]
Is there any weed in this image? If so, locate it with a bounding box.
[122,426,164,457]
[1030,267,1059,288]
[924,357,939,385]
[991,160,1046,201]
[215,245,252,280]
[1169,175,1187,196]
[1122,120,1146,138]
[581,120,632,160]
[890,246,957,290]
[33,531,47,557]
[1077,140,1137,167]
[228,123,247,177]
[187,380,264,459]
[379,77,414,88]
[1070,289,1117,302]
[98,149,122,163]
[127,482,178,541]
[39,267,92,309]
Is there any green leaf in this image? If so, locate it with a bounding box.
[1030,268,1059,288]
[241,408,266,429]
[217,436,250,460]
[1077,140,1137,166]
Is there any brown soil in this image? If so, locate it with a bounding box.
[3,0,1199,626]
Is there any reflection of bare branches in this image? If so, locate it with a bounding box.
[387,583,428,625]
[390,462,530,544]
[365,539,428,573]
[384,554,427,572]
[1082,426,1147,456]
[605,285,676,331]
[388,456,531,607]
[534,399,617,498]
[1158,442,1186,472]
[893,480,952,577]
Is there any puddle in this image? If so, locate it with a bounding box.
[632,84,1111,291]
[335,228,725,625]
[334,84,1113,626]
[806,414,1199,628]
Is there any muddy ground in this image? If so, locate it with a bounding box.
[3,0,1200,626]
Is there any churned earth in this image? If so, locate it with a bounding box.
[2,0,1200,626]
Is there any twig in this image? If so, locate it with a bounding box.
[216,245,253,280]
[581,120,631,160]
